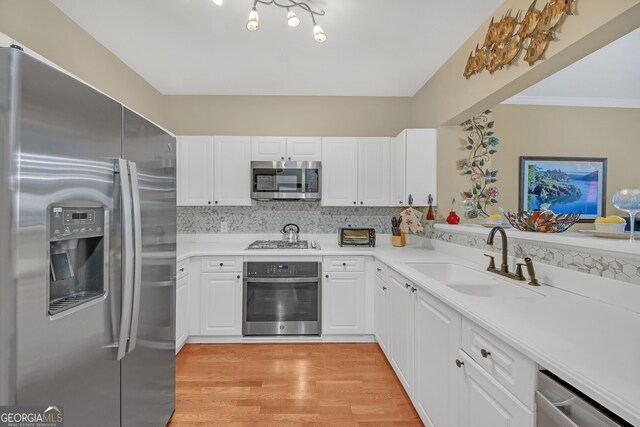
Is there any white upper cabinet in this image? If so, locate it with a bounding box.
[286,137,322,161]
[178,135,252,206]
[177,136,215,206]
[321,137,359,206]
[358,137,390,206]
[391,129,437,207]
[251,136,287,161]
[214,136,252,206]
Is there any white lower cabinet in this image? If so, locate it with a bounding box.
[176,275,189,351]
[322,271,365,334]
[389,271,415,394]
[200,272,243,336]
[414,288,461,427]
[373,275,389,356]
[457,350,534,427]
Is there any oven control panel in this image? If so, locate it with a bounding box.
[245,261,319,278]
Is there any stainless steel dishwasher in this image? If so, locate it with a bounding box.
[536,370,632,426]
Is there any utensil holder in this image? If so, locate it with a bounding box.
[392,231,406,247]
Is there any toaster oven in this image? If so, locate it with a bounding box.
[338,228,376,247]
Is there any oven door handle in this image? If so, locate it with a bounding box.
[246,277,319,284]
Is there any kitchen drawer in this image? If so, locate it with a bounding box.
[323,256,365,272]
[177,260,190,280]
[462,317,536,408]
[201,256,243,272]
[374,261,389,282]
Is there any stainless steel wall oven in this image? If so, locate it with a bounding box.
[243,261,321,336]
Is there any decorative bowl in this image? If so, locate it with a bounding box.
[594,223,626,233]
[504,211,580,233]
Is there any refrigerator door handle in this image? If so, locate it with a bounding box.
[127,161,142,353]
[116,158,135,361]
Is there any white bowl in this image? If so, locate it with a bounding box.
[594,223,626,233]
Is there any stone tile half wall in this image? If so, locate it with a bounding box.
[178,202,403,234]
[432,229,640,285]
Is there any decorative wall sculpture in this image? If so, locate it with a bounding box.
[464,0,575,78]
[459,110,500,218]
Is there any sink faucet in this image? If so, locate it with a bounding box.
[485,226,526,281]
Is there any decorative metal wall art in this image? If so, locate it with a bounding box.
[463,0,575,78]
[459,110,500,218]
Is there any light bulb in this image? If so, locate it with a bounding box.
[212,0,223,5]
[287,10,300,27]
[313,24,326,42]
[247,7,259,32]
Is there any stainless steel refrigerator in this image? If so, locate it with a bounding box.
[0,47,176,426]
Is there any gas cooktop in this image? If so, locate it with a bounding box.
[247,240,310,250]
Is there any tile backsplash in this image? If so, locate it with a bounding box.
[432,229,640,285]
[178,202,402,234]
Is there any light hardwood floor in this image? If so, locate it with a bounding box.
[169,343,422,426]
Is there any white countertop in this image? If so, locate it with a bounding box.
[178,233,640,425]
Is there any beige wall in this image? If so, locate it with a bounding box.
[165,95,412,137]
[411,0,640,127]
[492,104,640,218]
[0,0,167,126]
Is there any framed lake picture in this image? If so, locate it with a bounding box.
[519,157,607,222]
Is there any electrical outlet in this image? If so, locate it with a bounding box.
[220,222,228,233]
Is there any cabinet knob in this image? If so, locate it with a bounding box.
[215,201,218,204]
[411,287,417,293]
[208,201,211,205]
[480,349,492,358]
[360,201,363,205]
[382,286,387,291]
[353,201,356,205]
[325,274,329,279]
[342,262,346,267]
[376,267,382,272]
[399,201,403,204]
[455,359,464,368]
[405,283,411,289]
[288,157,291,160]
[237,275,241,279]
[179,268,184,272]
[219,262,224,266]
[281,156,285,160]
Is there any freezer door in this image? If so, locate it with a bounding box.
[11,50,122,426]
[121,107,176,426]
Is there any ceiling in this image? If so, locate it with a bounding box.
[503,28,640,108]
[50,0,502,96]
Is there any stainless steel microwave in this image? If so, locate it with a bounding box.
[251,161,321,201]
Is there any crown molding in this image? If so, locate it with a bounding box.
[501,95,640,109]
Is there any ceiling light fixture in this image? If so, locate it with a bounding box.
[247,3,259,32]
[212,0,326,42]
[287,9,300,27]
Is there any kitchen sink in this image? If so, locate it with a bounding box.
[405,262,542,298]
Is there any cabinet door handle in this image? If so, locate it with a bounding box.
[455,359,464,368]
[480,349,492,358]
